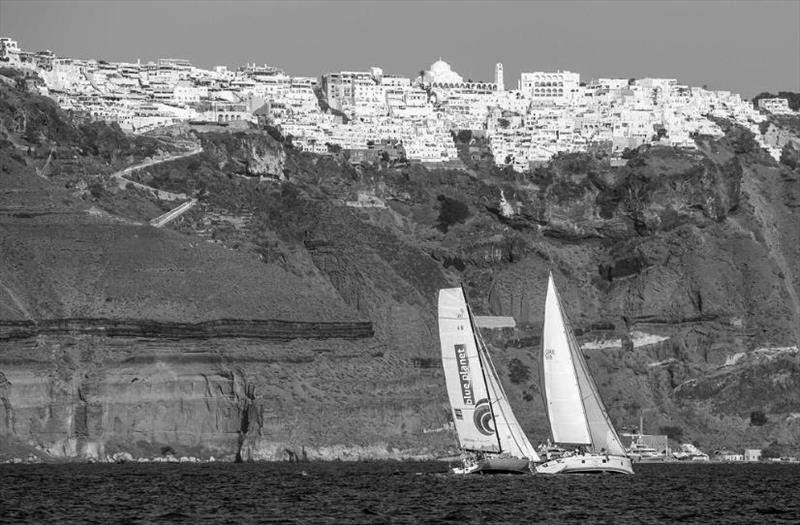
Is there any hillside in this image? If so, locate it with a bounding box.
[1,78,799,461]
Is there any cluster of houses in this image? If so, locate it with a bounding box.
[2,37,795,168]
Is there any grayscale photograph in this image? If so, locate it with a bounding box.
[0,0,799,522]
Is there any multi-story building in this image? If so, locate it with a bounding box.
[758,97,793,114]
[0,37,21,65]
[519,70,580,104]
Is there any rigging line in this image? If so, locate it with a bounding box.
[561,291,625,454]
[462,285,503,454]
[555,282,593,448]
[474,312,534,458]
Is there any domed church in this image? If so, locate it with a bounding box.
[421,58,464,85]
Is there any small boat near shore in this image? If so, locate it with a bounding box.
[438,287,540,474]
[535,273,634,475]
[627,436,667,463]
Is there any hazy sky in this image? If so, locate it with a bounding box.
[1,0,798,97]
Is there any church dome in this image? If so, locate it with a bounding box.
[430,59,451,74]
[423,58,463,86]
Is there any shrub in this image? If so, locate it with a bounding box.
[750,410,768,426]
[779,143,799,170]
[659,425,684,441]
[762,442,783,458]
[456,130,472,143]
[88,181,105,198]
[507,358,530,385]
[436,195,470,233]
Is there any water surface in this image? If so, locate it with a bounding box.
[2,462,798,523]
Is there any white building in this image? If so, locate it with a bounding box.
[744,449,762,462]
[0,37,21,65]
[172,81,207,104]
[519,70,580,104]
[758,98,793,115]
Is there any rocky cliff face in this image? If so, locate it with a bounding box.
[2,79,799,461]
[199,131,285,179]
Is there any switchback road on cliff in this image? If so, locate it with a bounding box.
[110,146,203,228]
[110,146,203,201]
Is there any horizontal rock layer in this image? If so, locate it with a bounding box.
[0,318,373,341]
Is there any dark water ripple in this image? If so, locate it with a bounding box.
[1,462,799,524]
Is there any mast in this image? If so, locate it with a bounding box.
[461,285,503,454]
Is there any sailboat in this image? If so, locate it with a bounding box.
[535,273,634,475]
[438,287,541,474]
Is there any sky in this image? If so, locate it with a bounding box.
[1,0,798,98]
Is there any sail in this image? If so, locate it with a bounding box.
[438,288,500,453]
[476,327,541,461]
[541,273,592,445]
[542,273,627,456]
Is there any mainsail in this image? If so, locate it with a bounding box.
[541,273,627,456]
[439,287,539,460]
[439,287,500,453]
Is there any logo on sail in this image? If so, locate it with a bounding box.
[473,399,495,436]
[454,344,473,405]
[544,348,555,359]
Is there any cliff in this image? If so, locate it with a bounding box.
[1,79,799,462]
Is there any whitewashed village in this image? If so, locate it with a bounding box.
[1,36,798,466]
[1,36,796,173]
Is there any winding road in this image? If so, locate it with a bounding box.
[111,146,203,227]
[111,146,202,199]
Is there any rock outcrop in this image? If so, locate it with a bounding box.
[199,131,285,178]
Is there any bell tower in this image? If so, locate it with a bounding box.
[495,62,504,91]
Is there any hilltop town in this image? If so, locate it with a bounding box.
[2,36,796,171]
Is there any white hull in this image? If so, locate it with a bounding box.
[630,454,668,463]
[535,454,634,475]
[452,457,531,475]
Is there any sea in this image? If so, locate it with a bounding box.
[1,462,799,524]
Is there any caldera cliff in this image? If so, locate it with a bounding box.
[1,74,800,461]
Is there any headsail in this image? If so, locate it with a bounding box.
[438,288,500,453]
[541,273,627,455]
[541,274,592,445]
